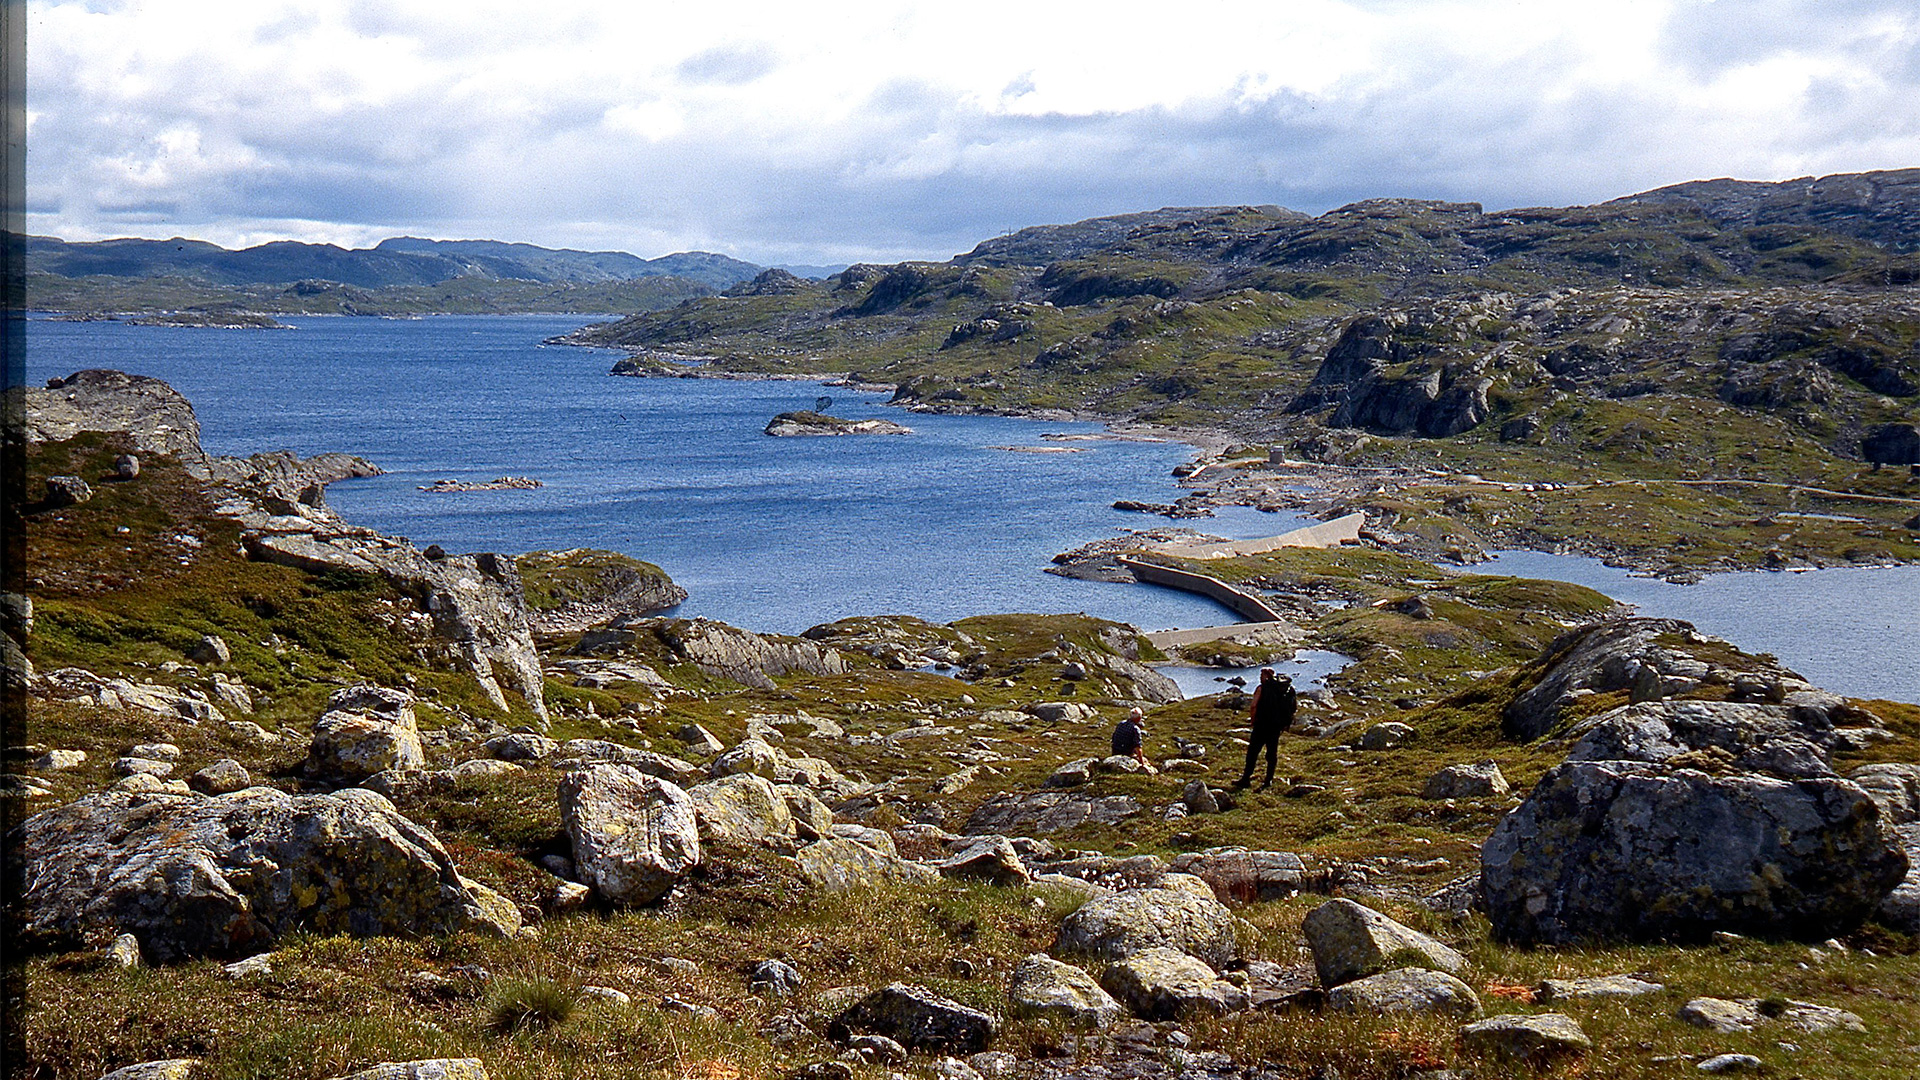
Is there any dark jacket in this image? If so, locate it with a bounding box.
[1251,680,1297,733]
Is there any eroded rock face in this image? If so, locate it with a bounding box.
[1563,699,1852,780]
[1301,898,1465,988]
[1052,875,1242,969]
[13,787,517,961]
[558,764,701,905]
[27,370,210,472]
[1481,760,1907,944]
[1877,822,1920,932]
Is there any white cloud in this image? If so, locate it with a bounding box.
[26,0,1920,263]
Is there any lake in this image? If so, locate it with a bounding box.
[26,314,1918,704]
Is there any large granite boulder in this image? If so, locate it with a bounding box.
[12,787,517,961]
[1301,898,1465,988]
[687,773,796,846]
[27,369,210,470]
[1007,953,1124,1028]
[828,983,998,1054]
[1482,760,1907,944]
[1052,874,1242,969]
[558,764,702,905]
[307,685,424,784]
[1563,699,1850,779]
[1098,947,1250,1020]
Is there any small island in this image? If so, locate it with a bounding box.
[417,476,543,492]
[128,311,288,329]
[763,410,912,437]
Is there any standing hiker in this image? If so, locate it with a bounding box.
[1233,668,1296,790]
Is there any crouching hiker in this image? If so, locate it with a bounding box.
[1233,668,1296,790]
[1112,707,1156,772]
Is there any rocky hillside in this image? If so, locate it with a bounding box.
[11,374,1920,1080]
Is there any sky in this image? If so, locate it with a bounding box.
[25,0,1920,266]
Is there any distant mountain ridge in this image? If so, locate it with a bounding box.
[28,235,768,291]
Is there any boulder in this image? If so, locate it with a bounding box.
[113,453,141,479]
[306,685,424,785]
[1422,761,1509,799]
[750,958,804,996]
[1053,874,1242,969]
[1166,848,1308,902]
[187,759,251,796]
[796,837,938,892]
[1851,763,1920,824]
[1457,1013,1590,1060]
[1028,701,1097,724]
[1536,974,1663,1001]
[1042,759,1096,788]
[1098,947,1250,1020]
[1878,823,1920,931]
[558,764,702,905]
[688,773,796,846]
[484,733,557,761]
[1007,953,1124,1028]
[100,1062,201,1080]
[676,723,726,756]
[27,370,210,467]
[1358,722,1414,750]
[828,983,998,1054]
[328,1062,489,1080]
[1301,898,1465,988]
[939,836,1032,886]
[710,738,784,779]
[1697,1054,1763,1074]
[1180,781,1219,815]
[1862,422,1920,466]
[45,475,94,508]
[14,787,517,961]
[1482,760,1908,944]
[1325,967,1481,1017]
[1678,997,1763,1033]
[780,785,838,840]
[964,790,1141,835]
[189,635,230,666]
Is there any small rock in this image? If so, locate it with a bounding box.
[1358,722,1414,750]
[1301,898,1464,988]
[658,956,700,977]
[1696,1054,1763,1074]
[1326,968,1480,1017]
[935,1058,983,1080]
[846,1036,909,1065]
[967,1052,1016,1080]
[328,1060,490,1080]
[551,881,591,912]
[1536,974,1663,1001]
[1678,997,1762,1033]
[33,749,86,771]
[113,757,173,779]
[1008,953,1124,1028]
[128,743,182,761]
[113,454,141,479]
[829,983,998,1054]
[107,933,142,968]
[222,954,273,979]
[190,635,231,666]
[1457,1012,1590,1059]
[45,475,93,508]
[1098,946,1250,1020]
[1422,761,1508,800]
[580,985,631,1007]
[939,836,1032,886]
[188,759,251,796]
[751,958,804,997]
[791,1064,854,1080]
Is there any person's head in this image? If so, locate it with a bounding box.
[1260,668,1276,683]
[1127,707,1145,724]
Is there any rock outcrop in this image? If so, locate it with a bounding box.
[964,790,1142,835]
[13,787,518,961]
[517,549,687,635]
[1301,898,1465,988]
[1052,875,1242,969]
[1289,315,1496,437]
[828,983,997,1054]
[765,411,913,437]
[572,618,847,691]
[27,370,210,472]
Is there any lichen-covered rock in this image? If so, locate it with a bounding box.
[1852,763,1920,824]
[687,773,796,846]
[1166,847,1308,902]
[558,764,701,905]
[1678,997,1764,1033]
[1052,874,1241,969]
[516,548,688,635]
[1098,946,1250,1020]
[1301,898,1464,988]
[1536,974,1663,1001]
[306,685,424,785]
[1482,760,1908,944]
[187,759,251,796]
[328,1061,489,1080]
[484,733,557,761]
[1422,761,1509,799]
[828,983,998,1054]
[13,787,517,961]
[1879,823,1920,931]
[1457,1013,1590,1059]
[796,838,937,892]
[780,785,837,840]
[939,836,1032,886]
[1007,953,1123,1028]
[1358,722,1414,750]
[1326,967,1481,1017]
[1564,700,1846,780]
[99,1060,201,1080]
[965,790,1141,835]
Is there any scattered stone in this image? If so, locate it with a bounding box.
[967,1052,1016,1080]
[107,933,142,968]
[128,743,181,761]
[1301,898,1465,988]
[1536,975,1663,1001]
[658,957,699,977]
[1326,967,1481,1017]
[45,475,93,508]
[484,733,557,761]
[1422,761,1508,799]
[1696,1054,1762,1074]
[1180,780,1219,815]
[675,723,726,756]
[1029,701,1097,724]
[1098,947,1250,1020]
[222,954,273,978]
[939,836,1032,886]
[1678,997,1763,1033]
[1008,953,1124,1028]
[751,958,804,997]
[189,635,230,666]
[781,785,838,840]
[1043,759,1096,788]
[1166,848,1307,902]
[551,881,591,912]
[558,764,702,906]
[1458,1013,1590,1060]
[828,983,999,1054]
[845,1036,909,1065]
[580,985,631,1007]
[34,749,86,771]
[1358,722,1414,750]
[99,1061,201,1080]
[188,759,251,796]
[1053,875,1242,969]
[797,837,938,892]
[329,1061,489,1080]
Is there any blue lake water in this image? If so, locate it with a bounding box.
[25,314,1918,704]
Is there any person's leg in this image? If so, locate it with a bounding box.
[1236,734,1261,787]
[1259,732,1280,787]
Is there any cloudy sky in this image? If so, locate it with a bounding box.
[26,0,1920,265]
